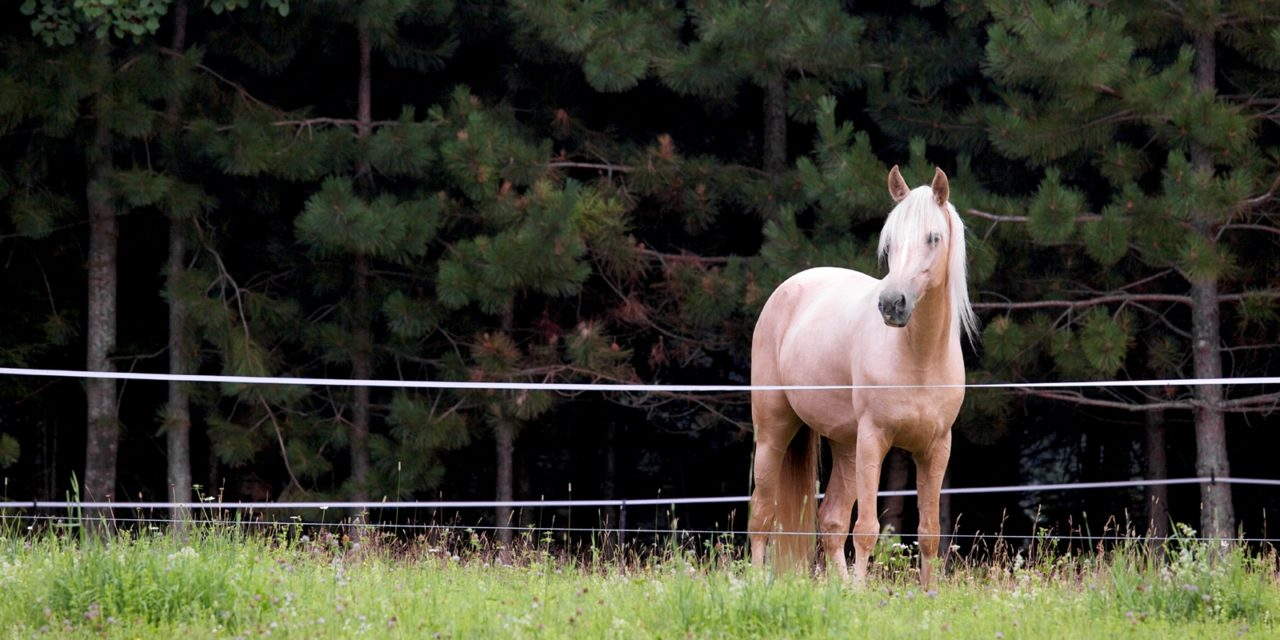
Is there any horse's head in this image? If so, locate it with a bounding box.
[877,165,975,339]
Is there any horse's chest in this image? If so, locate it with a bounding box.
[874,396,951,428]
[859,389,962,446]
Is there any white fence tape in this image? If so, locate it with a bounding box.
[2,476,1275,512]
[1,366,1277,392]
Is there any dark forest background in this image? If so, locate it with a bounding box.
[2,0,1278,548]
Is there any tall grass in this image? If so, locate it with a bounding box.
[0,513,1276,638]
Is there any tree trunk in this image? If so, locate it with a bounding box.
[84,40,119,511]
[1189,29,1234,541]
[166,222,192,511]
[495,415,515,559]
[348,23,375,504]
[762,74,787,174]
[1144,403,1169,541]
[495,304,516,562]
[350,254,372,502]
[1190,277,1233,539]
[165,0,193,528]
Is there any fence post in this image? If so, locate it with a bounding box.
[619,499,627,549]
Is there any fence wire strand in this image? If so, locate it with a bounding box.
[2,512,1276,546]
[2,476,1278,544]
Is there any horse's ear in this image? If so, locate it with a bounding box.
[887,165,910,203]
[931,167,949,206]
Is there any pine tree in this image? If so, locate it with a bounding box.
[285,0,457,504]
[976,0,1280,540]
[509,0,865,172]
[182,2,457,503]
[9,1,181,507]
[183,3,647,523]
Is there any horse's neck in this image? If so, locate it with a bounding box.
[898,284,954,362]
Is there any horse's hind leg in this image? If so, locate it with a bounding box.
[914,432,952,591]
[819,439,857,581]
[748,391,801,568]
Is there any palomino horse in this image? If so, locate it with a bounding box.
[749,166,978,589]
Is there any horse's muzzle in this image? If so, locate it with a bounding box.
[878,290,912,327]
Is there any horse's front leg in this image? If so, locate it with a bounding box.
[851,426,890,587]
[818,439,857,581]
[914,432,952,591]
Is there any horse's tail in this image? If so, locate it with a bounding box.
[773,425,819,573]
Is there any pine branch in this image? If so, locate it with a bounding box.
[1219,223,1280,237]
[258,395,307,496]
[1221,391,1280,412]
[1219,290,1280,303]
[159,47,282,115]
[972,292,1194,311]
[548,160,634,173]
[1017,388,1280,414]
[1015,388,1193,412]
[965,208,1102,223]
[1235,172,1280,212]
[640,248,733,265]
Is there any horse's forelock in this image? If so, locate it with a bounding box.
[877,186,947,267]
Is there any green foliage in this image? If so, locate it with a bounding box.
[1026,169,1084,245]
[514,0,864,100]
[1082,205,1130,267]
[207,0,289,17]
[193,114,356,180]
[21,0,172,45]
[366,113,439,177]
[437,181,596,313]
[665,261,747,330]
[206,416,268,467]
[382,290,441,339]
[985,0,1133,100]
[0,433,19,468]
[1177,233,1235,283]
[981,315,1029,371]
[9,189,76,239]
[1235,292,1279,335]
[387,393,469,453]
[566,321,632,378]
[1078,308,1132,378]
[1096,145,1149,186]
[1100,524,1273,623]
[100,169,215,219]
[39,536,258,629]
[3,531,1276,637]
[296,176,441,261]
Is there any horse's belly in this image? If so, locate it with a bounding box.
[787,390,859,439]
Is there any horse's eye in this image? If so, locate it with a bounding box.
[927,232,942,246]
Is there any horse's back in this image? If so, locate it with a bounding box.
[752,267,878,382]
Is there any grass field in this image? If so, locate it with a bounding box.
[0,518,1276,639]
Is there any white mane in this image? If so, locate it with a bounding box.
[876,185,979,344]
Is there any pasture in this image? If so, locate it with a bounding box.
[0,518,1276,639]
